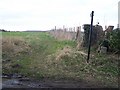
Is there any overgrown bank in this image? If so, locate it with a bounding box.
[2,32,119,88]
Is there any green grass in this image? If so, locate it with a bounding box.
[2,31,77,76]
[2,31,119,87]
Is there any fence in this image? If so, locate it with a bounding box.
[49,26,83,41]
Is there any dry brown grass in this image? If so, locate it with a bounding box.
[2,36,31,58]
[49,30,76,41]
[55,46,73,61]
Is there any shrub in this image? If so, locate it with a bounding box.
[109,28,120,53]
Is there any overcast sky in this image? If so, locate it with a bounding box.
[0,0,119,31]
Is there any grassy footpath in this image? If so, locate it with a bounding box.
[2,31,76,77]
[2,31,119,87]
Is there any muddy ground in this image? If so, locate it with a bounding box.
[2,74,116,89]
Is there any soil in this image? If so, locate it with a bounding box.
[2,74,112,89]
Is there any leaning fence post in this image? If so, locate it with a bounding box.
[87,11,94,63]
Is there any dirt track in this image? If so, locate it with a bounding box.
[2,76,113,88]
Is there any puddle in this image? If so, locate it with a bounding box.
[2,74,46,88]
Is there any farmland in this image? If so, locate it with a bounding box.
[1,31,119,88]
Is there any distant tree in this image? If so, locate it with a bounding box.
[0,29,7,32]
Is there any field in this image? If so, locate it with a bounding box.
[1,31,119,88]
